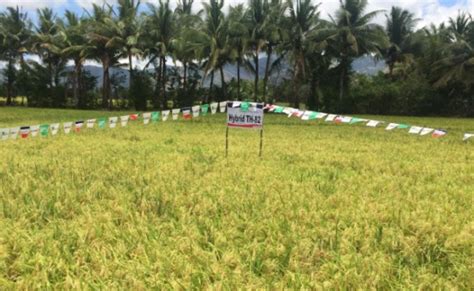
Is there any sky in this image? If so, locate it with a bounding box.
[0,0,472,28]
[0,0,472,68]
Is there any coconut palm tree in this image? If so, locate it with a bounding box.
[228,4,249,100]
[0,6,32,105]
[86,4,120,109]
[144,0,175,108]
[328,0,389,108]
[385,6,419,77]
[59,10,88,108]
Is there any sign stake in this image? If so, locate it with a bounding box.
[225,126,229,157]
[259,128,263,158]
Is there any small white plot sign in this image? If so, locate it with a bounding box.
[227,102,264,129]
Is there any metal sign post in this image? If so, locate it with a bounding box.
[225,102,264,158]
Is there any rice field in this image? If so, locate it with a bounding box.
[0,107,473,289]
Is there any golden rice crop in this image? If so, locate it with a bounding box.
[0,107,473,289]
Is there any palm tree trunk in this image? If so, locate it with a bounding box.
[73,60,80,108]
[161,56,167,108]
[6,59,13,106]
[102,56,110,109]
[339,66,346,110]
[254,50,259,101]
[183,62,187,90]
[237,57,241,101]
[154,58,162,109]
[128,51,133,89]
[263,46,272,102]
[308,69,319,110]
[219,66,226,100]
[209,71,214,102]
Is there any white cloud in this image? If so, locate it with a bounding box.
[0,0,67,10]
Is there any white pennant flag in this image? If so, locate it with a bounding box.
[341,116,352,123]
[366,120,381,127]
[317,112,328,119]
[30,125,40,137]
[50,123,60,135]
[386,123,399,131]
[87,119,96,129]
[9,127,19,139]
[63,122,73,134]
[143,112,151,125]
[192,105,200,118]
[109,117,118,128]
[420,128,434,136]
[283,107,294,115]
[231,101,241,108]
[162,110,170,121]
[219,101,227,112]
[325,114,337,122]
[120,115,129,127]
[463,133,473,141]
[409,126,423,134]
[210,102,218,114]
[1,128,10,141]
[172,109,180,120]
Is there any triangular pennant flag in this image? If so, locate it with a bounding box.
[408,126,423,134]
[63,122,73,134]
[151,112,160,122]
[316,112,328,119]
[192,105,200,118]
[129,114,138,121]
[40,124,50,137]
[162,110,170,121]
[50,123,60,135]
[20,126,30,139]
[282,107,294,115]
[109,117,118,128]
[334,116,343,124]
[98,118,107,129]
[143,113,151,125]
[350,118,366,124]
[172,109,180,120]
[75,121,84,132]
[201,104,209,116]
[325,114,337,122]
[420,128,434,136]
[1,128,9,141]
[398,124,410,129]
[290,110,304,118]
[386,123,399,130]
[267,104,277,112]
[87,119,96,129]
[341,116,352,123]
[274,106,284,113]
[301,111,318,121]
[432,130,447,138]
[9,127,19,140]
[182,108,192,120]
[231,101,241,108]
[210,102,218,114]
[120,115,129,127]
[30,125,40,137]
[366,120,381,127]
[219,101,227,112]
[463,133,473,141]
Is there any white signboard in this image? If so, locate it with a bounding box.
[227,102,264,129]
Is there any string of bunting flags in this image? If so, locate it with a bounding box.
[0,101,473,142]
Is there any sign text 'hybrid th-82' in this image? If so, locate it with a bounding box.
[226,102,264,129]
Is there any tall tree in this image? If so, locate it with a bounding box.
[228,4,249,100]
[385,6,418,77]
[0,6,31,105]
[328,0,389,109]
[144,0,175,108]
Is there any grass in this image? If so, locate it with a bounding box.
[0,107,473,289]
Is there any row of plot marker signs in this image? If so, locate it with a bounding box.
[1,101,473,142]
[265,104,474,142]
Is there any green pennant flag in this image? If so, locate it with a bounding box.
[151,112,160,122]
[398,124,409,129]
[274,106,284,113]
[308,112,318,120]
[240,102,250,112]
[40,124,49,137]
[201,104,209,116]
[350,118,363,124]
[98,117,107,129]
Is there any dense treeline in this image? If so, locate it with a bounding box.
[0,0,473,116]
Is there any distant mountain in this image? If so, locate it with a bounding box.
[2,55,386,88]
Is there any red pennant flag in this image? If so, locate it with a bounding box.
[20,126,30,139]
[183,109,192,120]
[130,114,138,121]
[432,130,447,138]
